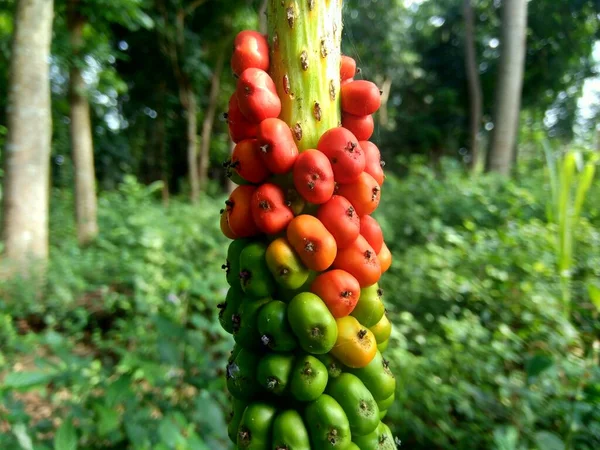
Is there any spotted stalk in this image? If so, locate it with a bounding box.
[268,0,343,151]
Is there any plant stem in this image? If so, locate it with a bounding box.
[267,0,343,151]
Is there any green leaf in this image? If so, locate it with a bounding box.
[3,371,55,390]
[534,431,565,450]
[493,426,519,450]
[588,283,600,312]
[158,418,182,448]
[573,160,596,219]
[95,404,120,436]
[54,420,77,450]
[525,354,553,379]
[12,423,33,450]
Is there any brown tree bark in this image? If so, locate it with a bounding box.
[198,51,225,191]
[156,84,170,206]
[486,0,528,175]
[378,76,392,128]
[182,87,200,203]
[463,0,483,172]
[156,0,206,203]
[68,2,99,245]
[1,0,54,275]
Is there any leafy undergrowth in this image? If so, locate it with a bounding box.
[1,163,599,450]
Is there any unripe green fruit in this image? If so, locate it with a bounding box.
[226,347,260,400]
[225,238,251,287]
[287,292,337,354]
[237,402,277,449]
[326,373,379,436]
[256,300,298,352]
[234,297,271,350]
[218,285,244,334]
[257,352,295,395]
[351,283,385,327]
[290,354,328,402]
[239,241,275,298]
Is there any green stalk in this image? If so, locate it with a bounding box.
[268,0,343,151]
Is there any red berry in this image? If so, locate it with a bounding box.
[293,149,335,204]
[231,31,269,76]
[360,215,384,254]
[257,118,299,174]
[342,113,374,141]
[251,183,294,234]
[341,80,381,116]
[230,139,270,184]
[311,269,361,318]
[236,68,281,122]
[340,55,357,81]
[332,235,381,287]
[317,127,365,184]
[226,185,260,238]
[336,172,381,216]
[316,195,361,249]
[360,141,385,186]
[227,94,259,143]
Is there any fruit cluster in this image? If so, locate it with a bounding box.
[219,30,396,450]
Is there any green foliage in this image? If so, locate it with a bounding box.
[376,160,600,450]
[1,179,232,449]
[2,164,600,449]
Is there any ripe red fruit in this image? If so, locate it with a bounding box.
[231,139,270,183]
[311,270,361,318]
[317,127,365,184]
[360,141,385,186]
[341,80,381,116]
[226,185,260,238]
[231,30,270,76]
[287,215,337,272]
[360,215,384,254]
[257,118,299,174]
[220,208,237,240]
[251,183,294,235]
[340,55,357,81]
[378,242,392,273]
[316,195,360,249]
[227,94,259,143]
[342,113,374,141]
[236,68,281,122]
[332,235,381,287]
[336,172,381,216]
[293,149,335,205]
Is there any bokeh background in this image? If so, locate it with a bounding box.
[1,0,600,449]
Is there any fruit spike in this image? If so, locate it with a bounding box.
[268,0,343,151]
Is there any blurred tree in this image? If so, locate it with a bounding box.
[198,50,225,191]
[58,0,152,244]
[155,0,206,203]
[67,0,99,245]
[1,0,54,275]
[463,0,482,171]
[486,0,528,175]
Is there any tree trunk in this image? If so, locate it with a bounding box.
[486,0,528,175]
[183,86,200,203]
[1,0,54,275]
[156,99,170,206]
[198,51,225,191]
[68,5,98,245]
[463,0,483,172]
[378,76,392,128]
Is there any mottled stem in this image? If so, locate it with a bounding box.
[268,0,343,151]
